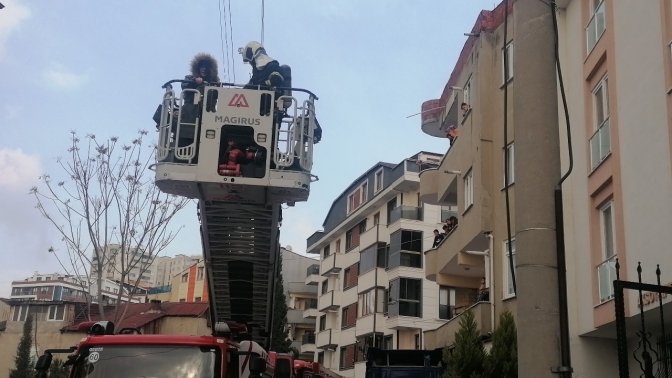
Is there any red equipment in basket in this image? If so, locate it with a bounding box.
[218,141,257,176]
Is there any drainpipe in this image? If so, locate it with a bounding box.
[486,232,495,332]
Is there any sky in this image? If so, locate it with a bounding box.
[0,0,500,297]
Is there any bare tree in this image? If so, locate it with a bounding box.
[31,130,190,329]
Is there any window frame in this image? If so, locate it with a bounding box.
[319,315,326,331]
[463,77,472,106]
[504,143,515,187]
[374,168,384,193]
[600,200,616,261]
[586,0,606,53]
[347,182,368,214]
[502,41,514,83]
[590,75,611,169]
[197,266,204,280]
[503,238,517,299]
[464,169,474,209]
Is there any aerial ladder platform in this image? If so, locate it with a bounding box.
[152,75,321,349]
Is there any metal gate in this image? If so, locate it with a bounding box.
[614,259,672,378]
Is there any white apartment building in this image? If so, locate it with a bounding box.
[90,244,157,286]
[10,271,144,306]
[305,152,449,377]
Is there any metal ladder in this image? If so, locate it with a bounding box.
[199,199,281,348]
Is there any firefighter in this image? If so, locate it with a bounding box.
[239,41,284,90]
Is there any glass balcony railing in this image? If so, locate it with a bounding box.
[306,264,320,277]
[598,255,617,303]
[302,333,316,345]
[590,119,610,169]
[388,206,423,224]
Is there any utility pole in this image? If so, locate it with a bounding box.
[512,1,567,377]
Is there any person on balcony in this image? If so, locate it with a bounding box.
[477,277,490,302]
[432,229,444,248]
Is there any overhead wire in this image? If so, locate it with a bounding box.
[218,0,231,80]
[227,0,236,82]
[261,0,265,45]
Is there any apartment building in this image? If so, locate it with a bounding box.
[10,271,145,305]
[169,260,208,302]
[90,244,158,286]
[418,1,514,352]
[418,0,672,376]
[281,247,319,362]
[305,152,448,377]
[555,1,672,376]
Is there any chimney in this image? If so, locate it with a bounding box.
[149,299,162,312]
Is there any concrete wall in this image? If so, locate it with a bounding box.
[281,248,319,299]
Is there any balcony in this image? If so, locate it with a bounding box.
[320,253,344,276]
[316,329,339,350]
[424,302,493,349]
[360,224,388,250]
[287,282,318,295]
[357,268,387,293]
[318,290,341,312]
[288,309,315,325]
[598,255,617,303]
[301,333,316,354]
[302,298,319,319]
[388,206,423,225]
[424,226,485,287]
[305,264,321,285]
[355,313,386,336]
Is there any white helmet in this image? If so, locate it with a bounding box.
[239,41,265,64]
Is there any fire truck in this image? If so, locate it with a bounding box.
[34,55,340,378]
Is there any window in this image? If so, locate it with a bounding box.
[48,305,65,321]
[388,278,422,318]
[464,170,474,209]
[40,287,49,294]
[323,245,331,258]
[321,280,328,295]
[586,0,606,52]
[340,345,355,369]
[179,298,186,302]
[503,41,514,82]
[388,230,422,269]
[439,286,452,320]
[197,267,204,280]
[357,289,385,317]
[318,352,325,365]
[598,200,617,303]
[195,297,202,302]
[36,277,42,281]
[504,143,515,186]
[373,212,380,225]
[319,315,326,331]
[13,305,29,321]
[347,183,367,214]
[343,268,350,290]
[374,169,384,193]
[463,77,471,106]
[181,274,188,283]
[504,239,517,298]
[359,243,388,274]
[590,76,610,169]
[335,240,341,253]
[383,335,393,350]
[342,307,349,328]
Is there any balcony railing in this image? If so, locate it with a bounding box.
[306,264,320,277]
[590,119,610,169]
[598,255,617,303]
[586,0,606,53]
[388,206,423,224]
[302,333,316,345]
[287,282,318,295]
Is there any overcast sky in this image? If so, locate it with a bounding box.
[0,0,499,297]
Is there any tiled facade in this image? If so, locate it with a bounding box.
[305,152,448,377]
[418,0,672,377]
